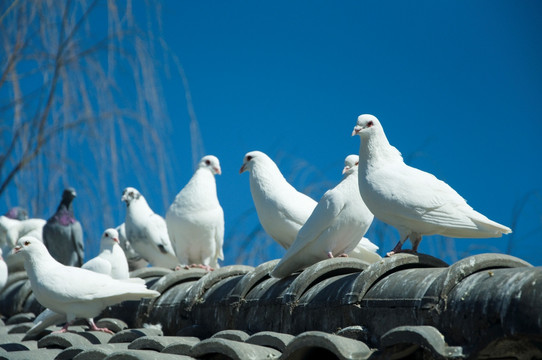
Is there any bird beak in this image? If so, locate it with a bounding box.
[239,163,247,174]
[214,167,222,175]
[351,125,362,136]
[342,166,349,175]
[13,245,22,254]
[113,238,119,243]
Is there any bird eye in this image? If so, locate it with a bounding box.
[129,191,134,196]
[367,121,374,127]
[247,156,253,161]
[355,162,359,165]
[205,160,211,165]
[105,233,109,237]
[24,240,30,246]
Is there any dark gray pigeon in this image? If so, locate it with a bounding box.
[4,207,29,220]
[43,188,85,266]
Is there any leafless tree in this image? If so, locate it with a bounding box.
[0,0,180,255]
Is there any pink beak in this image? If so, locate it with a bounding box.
[351,126,362,136]
[113,237,119,243]
[239,164,246,174]
[13,246,22,254]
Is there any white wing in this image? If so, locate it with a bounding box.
[82,256,112,276]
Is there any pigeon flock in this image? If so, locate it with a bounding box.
[1,114,512,333]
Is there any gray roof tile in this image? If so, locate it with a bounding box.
[38,331,95,349]
[78,330,114,344]
[0,348,63,360]
[284,257,370,305]
[345,253,448,304]
[160,337,199,356]
[230,259,279,304]
[6,312,35,325]
[211,329,250,342]
[380,325,464,359]
[72,344,131,360]
[0,339,36,352]
[184,265,254,311]
[246,331,294,352]
[190,337,281,360]
[335,325,369,343]
[108,328,163,344]
[7,321,33,334]
[56,343,129,360]
[128,335,193,352]
[280,331,372,360]
[104,349,194,359]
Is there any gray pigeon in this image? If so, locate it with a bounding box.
[42,188,85,266]
[4,207,28,220]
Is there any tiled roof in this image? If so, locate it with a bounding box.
[1,253,541,359]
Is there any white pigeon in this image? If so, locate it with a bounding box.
[14,236,159,333]
[0,249,7,292]
[166,155,224,270]
[340,155,382,263]
[352,114,512,256]
[240,151,318,249]
[0,216,46,272]
[0,216,46,249]
[271,154,375,278]
[82,228,129,279]
[27,228,137,336]
[116,222,148,270]
[121,187,178,268]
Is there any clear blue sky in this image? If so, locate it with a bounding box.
[153,1,542,265]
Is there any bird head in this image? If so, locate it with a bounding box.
[198,155,221,175]
[62,188,77,201]
[102,228,120,245]
[342,154,359,175]
[239,151,265,174]
[13,236,44,258]
[121,187,141,206]
[352,114,380,137]
[5,206,28,220]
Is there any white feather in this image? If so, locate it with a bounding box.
[166,155,224,268]
[121,187,178,268]
[353,114,511,254]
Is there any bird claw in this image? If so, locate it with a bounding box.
[89,325,114,334]
[179,264,214,271]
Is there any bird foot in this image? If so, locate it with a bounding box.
[88,324,114,334]
[338,253,349,258]
[54,322,72,333]
[183,264,214,271]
